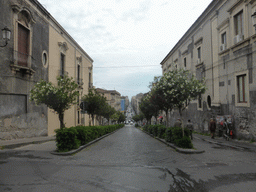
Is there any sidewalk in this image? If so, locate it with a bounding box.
[0,136,55,149]
[194,133,256,152]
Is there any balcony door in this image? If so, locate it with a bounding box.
[18,24,30,67]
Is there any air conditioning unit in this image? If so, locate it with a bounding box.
[220,44,226,51]
[197,58,201,64]
[234,34,244,44]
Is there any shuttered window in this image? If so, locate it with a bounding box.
[18,24,29,67]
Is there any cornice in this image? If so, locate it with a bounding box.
[160,0,222,65]
[227,0,244,13]
[217,18,230,30]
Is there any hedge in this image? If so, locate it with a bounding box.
[142,124,193,149]
[55,124,124,152]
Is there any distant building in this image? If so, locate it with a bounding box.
[120,96,129,113]
[96,88,121,111]
[131,93,144,115]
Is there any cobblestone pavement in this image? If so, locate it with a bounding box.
[1,125,256,191]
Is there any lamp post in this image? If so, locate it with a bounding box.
[0,27,11,47]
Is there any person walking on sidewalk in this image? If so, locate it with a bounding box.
[209,118,216,139]
[186,119,194,140]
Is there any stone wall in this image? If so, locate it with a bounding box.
[0,0,49,140]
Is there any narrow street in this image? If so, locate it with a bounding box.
[1,125,256,191]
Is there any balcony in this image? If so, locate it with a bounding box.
[10,50,35,76]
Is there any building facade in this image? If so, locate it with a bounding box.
[96,88,121,111]
[161,0,256,140]
[0,0,93,140]
[131,93,144,115]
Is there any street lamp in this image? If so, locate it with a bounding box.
[0,27,11,47]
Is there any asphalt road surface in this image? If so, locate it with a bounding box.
[1,125,256,191]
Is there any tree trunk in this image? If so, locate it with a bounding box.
[92,114,94,126]
[89,114,91,126]
[165,109,168,128]
[58,112,65,129]
[179,107,184,137]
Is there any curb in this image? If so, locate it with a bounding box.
[50,128,121,156]
[195,136,246,150]
[0,138,55,150]
[137,128,205,154]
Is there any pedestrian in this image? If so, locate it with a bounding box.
[174,118,182,128]
[186,119,194,140]
[209,118,216,139]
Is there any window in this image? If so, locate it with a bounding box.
[18,23,30,67]
[184,57,186,68]
[89,72,92,88]
[60,53,65,77]
[77,64,81,84]
[221,32,226,45]
[77,111,80,124]
[197,47,201,59]
[237,74,247,103]
[234,11,243,35]
[42,51,48,67]
[198,94,202,108]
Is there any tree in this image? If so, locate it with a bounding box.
[111,112,119,124]
[132,114,141,123]
[139,95,156,125]
[117,111,126,124]
[30,75,79,129]
[82,88,107,126]
[101,104,116,125]
[157,69,206,134]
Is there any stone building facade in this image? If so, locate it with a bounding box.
[96,88,121,111]
[0,0,93,140]
[131,93,144,115]
[161,0,256,140]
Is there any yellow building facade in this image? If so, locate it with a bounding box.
[47,20,93,135]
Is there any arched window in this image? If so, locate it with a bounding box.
[12,5,35,72]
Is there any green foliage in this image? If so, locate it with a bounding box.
[139,95,158,123]
[117,111,126,124]
[132,113,144,123]
[30,75,79,129]
[143,125,150,132]
[165,127,173,143]
[82,88,107,125]
[157,125,166,139]
[101,104,116,124]
[135,123,139,127]
[55,124,124,152]
[165,127,193,149]
[155,69,206,112]
[174,136,193,149]
[152,125,158,137]
[55,128,80,152]
[171,127,190,141]
[193,131,211,137]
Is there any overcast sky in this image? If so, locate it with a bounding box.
[37,0,213,100]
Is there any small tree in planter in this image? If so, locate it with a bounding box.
[30,75,79,129]
[156,69,206,136]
